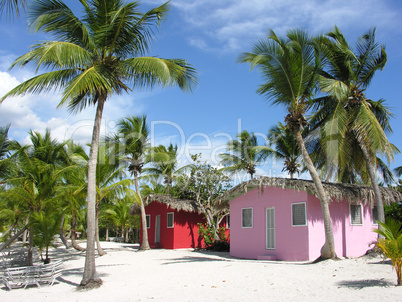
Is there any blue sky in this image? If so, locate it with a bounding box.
[0,0,401,182]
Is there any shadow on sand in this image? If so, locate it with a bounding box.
[337,278,394,289]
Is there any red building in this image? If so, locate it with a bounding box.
[141,195,229,249]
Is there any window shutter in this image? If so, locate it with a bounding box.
[292,203,306,226]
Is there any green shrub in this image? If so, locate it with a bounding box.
[197,223,230,251]
[374,220,402,286]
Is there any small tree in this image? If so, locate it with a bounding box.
[31,209,62,264]
[374,220,402,286]
[174,155,231,246]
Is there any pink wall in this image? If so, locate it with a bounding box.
[230,187,310,261]
[307,195,378,260]
[230,187,378,261]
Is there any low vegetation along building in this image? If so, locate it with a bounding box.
[138,195,229,249]
[217,177,401,262]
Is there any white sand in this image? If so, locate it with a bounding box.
[1,241,400,301]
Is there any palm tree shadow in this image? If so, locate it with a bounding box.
[162,256,228,265]
[337,278,394,289]
[56,276,80,287]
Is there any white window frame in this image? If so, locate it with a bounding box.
[226,215,230,230]
[291,202,307,227]
[372,205,379,225]
[350,204,363,225]
[146,214,150,229]
[241,207,253,228]
[167,212,174,228]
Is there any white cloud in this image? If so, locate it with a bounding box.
[169,0,401,52]
[0,64,150,145]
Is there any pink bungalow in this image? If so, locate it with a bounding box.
[217,177,400,261]
[140,195,230,249]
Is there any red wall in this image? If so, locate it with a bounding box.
[141,201,230,249]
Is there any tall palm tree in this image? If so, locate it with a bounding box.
[0,0,26,18]
[111,115,151,250]
[220,130,270,180]
[267,123,301,179]
[316,27,395,224]
[143,143,191,194]
[239,29,336,259]
[1,0,197,286]
[309,99,397,185]
[74,143,132,256]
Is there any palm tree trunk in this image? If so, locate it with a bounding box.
[27,226,34,266]
[360,146,385,224]
[81,96,105,286]
[105,228,109,241]
[0,219,19,239]
[135,171,150,250]
[0,223,28,252]
[22,215,29,243]
[95,206,106,256]
[294,130,336,259]
[70,215,85,252]
[59,214,71,249]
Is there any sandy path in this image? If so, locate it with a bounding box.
[1,242,400,301]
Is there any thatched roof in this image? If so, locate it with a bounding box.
[215,176,402,209]
[129,194,204,216]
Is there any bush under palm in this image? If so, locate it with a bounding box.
[374,220,402,286]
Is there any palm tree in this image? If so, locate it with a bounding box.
[394,166,402,178]
[220,130,270,180]
[309,99,397,185]
[140,180,167,196]
[316,27,395,224]
[74,143,132,256]
[105,196,133,243]
[374,220,402,285]
[0,124,12,183]
[4,129,70,264]
[60,142,88,252]
[31,207,62,263]
[111,115,151,250]
[0,0,26,18]
[1,0,197,286]
[143,143,191,194]
[267,123,301,178]
[239,29,336,259]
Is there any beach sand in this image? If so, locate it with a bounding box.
[1,241,400,301]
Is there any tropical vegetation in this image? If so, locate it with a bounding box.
[374,220,402,286]
[311,27,396,224]
[0,0,197,287]
[220,130,270,180]
[0,0,401,290]
[239,29,337,259]
[174,155,231,246]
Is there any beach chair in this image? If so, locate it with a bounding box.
[37,260,63,286]
[1,251,15,269]
[2,266,40,290]
[2,260,63,290]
